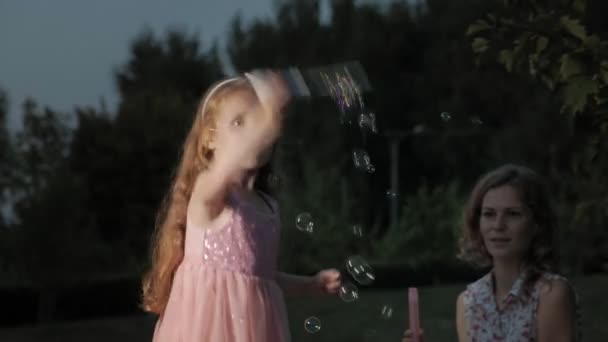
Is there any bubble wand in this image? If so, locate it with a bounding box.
[408,287,421,342]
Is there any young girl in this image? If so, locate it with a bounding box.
[456,164,581,341]
[142,70,342,342]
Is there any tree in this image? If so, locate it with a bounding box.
[9,100,115,321]
[68,29,225,265]
[466,0,608,274]
[0,88,11,229]
[467,0,608,117]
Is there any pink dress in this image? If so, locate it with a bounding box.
[153,192,291,342]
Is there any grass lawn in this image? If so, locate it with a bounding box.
[0,274,606,341]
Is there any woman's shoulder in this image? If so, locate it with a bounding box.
[466,272,492,291]
[461,272,493,305]
[536,272,574,299]
[536,272,582,341]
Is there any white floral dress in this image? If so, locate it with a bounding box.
[462,271,581,341]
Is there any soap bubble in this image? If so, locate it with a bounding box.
[304,316,321,333]
[352,149,375,173]
[267,173,281,189]
[295,212,314,233]
[358,112,378,133]
[338,281,359,302]
[352,224,364,237]
[346,255,375,286]
[381,305,394,319]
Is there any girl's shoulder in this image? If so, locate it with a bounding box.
[255,190,280,213]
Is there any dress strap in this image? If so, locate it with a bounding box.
[256,190,276,214]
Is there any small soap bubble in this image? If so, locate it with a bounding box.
[412,124,426,135]
[338,281,359,302]
[346,255,376,286]
[352,224,364,237]
[358,112,378,133]
[295,212,314,233]
[353,149,374,172]
[381,305,394,319]
[470,116,483,125]
[267,173,281,189]
[304,316,321,333]
[440,112,452,122]
[340,111,353,125]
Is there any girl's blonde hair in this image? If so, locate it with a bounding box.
[141,77,253,314]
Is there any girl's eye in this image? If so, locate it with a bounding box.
[481,211,495,218]
[508,210,522,217]
[231,117,243,127]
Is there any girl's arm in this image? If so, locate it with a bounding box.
[194,167,242,217]
[275,270,341,297]
[456,291,467,342]
[537,278,577,342]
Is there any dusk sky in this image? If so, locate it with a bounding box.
[0,0,409,131]
[0,0,278,130]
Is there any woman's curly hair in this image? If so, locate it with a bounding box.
[458,164,559,292]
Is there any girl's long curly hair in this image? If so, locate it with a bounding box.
[140,77,255,314]
[458,164,559,292]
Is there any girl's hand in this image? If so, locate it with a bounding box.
[245,69,292,116]
[402,328,425,342]
[313,269,342,295]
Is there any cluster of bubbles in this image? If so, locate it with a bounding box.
[286,62,387,334]
[320,70,364,114]
[289,62,470,335]
[283,62,487,334]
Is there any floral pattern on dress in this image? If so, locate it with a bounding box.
[462,271,581,342]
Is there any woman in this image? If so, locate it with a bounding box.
[456,164,580,341]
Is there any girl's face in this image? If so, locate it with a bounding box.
[210,89,277,171]
[479,185,535,263]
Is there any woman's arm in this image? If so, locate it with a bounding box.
[275,269,341,297]
[537,278,577,342]
[456,291,467,342]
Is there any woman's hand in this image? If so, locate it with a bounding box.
[402,328,425,342]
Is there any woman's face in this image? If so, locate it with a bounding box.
[479,185,535,262]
